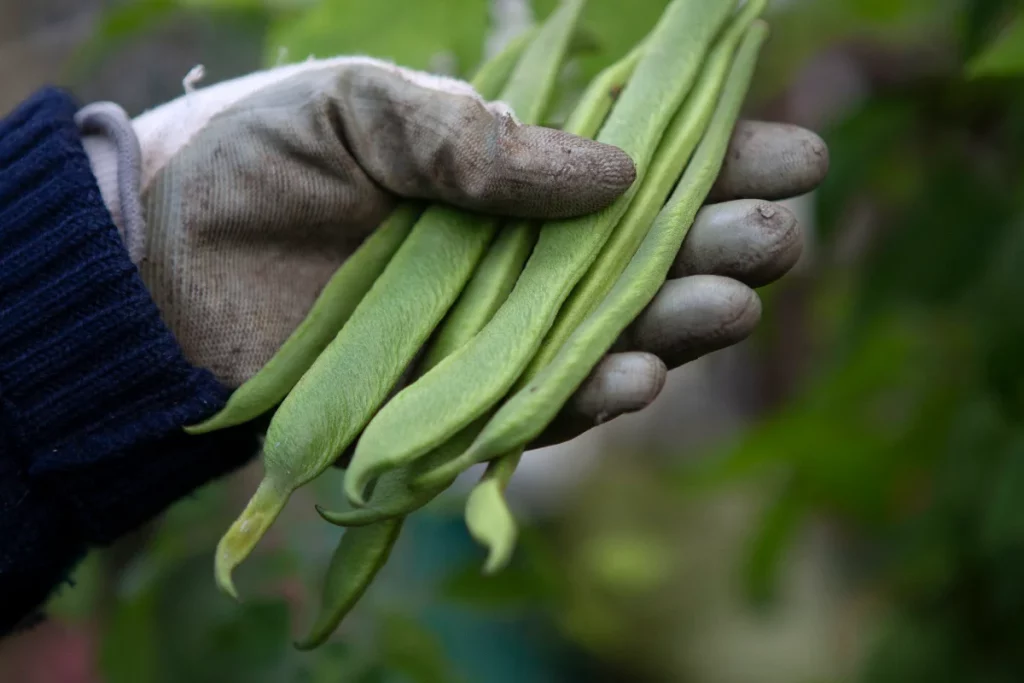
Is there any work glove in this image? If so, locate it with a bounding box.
[78,56,828,447]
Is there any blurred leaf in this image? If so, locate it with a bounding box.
[441,561,553,611]
[578,532,671,596]
[847,0,939,24]
[71,0,178,72]
[265,0,489,74]
[741,478,806,606]
[862,163,997,313]
[301,641,390,683]
[882,396,1007,602]
[180,0,305,7]
[930,395,1007,518]
[69,0,272,87]
[96,477,304,683]
[960,0,1020,56]
[815,98,918,243]
[95,0,181,39]
[967,13,1024,77]
[203,600,291,680]
[100,584,159,683]
[861,614,965,683]
[751,0,955,102]
[682,318,943,494]
[44,551,103,623]
[816,91,1020,330]
[976,430,1024,622]
[154,552,292,683]
[971,212,1024,412]
[980,434,1024,555]
[438,525,562,613]
[377,612,462,683]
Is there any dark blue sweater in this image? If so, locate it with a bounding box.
[0,88,260,635]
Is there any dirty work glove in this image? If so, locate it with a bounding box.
[79,57,828,446]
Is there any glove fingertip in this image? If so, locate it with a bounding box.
[495,126,636,219]
[571,351,667,423]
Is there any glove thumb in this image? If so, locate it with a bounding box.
[330,59,636,219]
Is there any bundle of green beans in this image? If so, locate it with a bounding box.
[187,0,770,650]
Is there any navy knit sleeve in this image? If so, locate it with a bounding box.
[0,88,261,635]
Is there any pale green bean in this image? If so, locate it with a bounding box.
[212,14,574,598]
[318,46,646,526]
[429,0,767,506]
[346,0,738,505]
[464,451,521,574]
[293,519,402,651]
[525,0,766,382]
[419,222,539,373]
[417,38,649,377]
[459,3,766,569]
[464,23,771,465]
[290,4,589,645]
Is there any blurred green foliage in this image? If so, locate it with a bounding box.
[34,0,1024,681]
[670,1,1024,680]
[967,14,1024,77]
[266,0,490,74]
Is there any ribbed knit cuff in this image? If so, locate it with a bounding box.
[0,88,259,632]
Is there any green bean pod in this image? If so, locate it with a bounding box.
[463,22,771,466]
[524,0,766,383]
[184,205,421,435]
[418,222,539,373]
[288,0,592,648]
[184,30,537,437]
[416,0,765,491]
[418,37,648,375]
[293,519,402,651]
[464,450,521,574]
[346,0,739,504]
[435,4,769,559]
[318,45,646,526]
[316,415,487,527]
[213,11,577,599]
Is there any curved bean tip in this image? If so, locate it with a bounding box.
[214,556,241,601]
[184,408,246,434]
[477,528,516,573]
[293,591,342,651]
[315,504,360,527]
[470,522,516,575]
[184,406,246,434]
[295,617,336,650]
[482,542,515,575]
[183,419,216,435]
[212,478,289,598]
[293,631,326,652]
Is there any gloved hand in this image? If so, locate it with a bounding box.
[78,57,827,447]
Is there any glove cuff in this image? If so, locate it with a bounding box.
[77,101,147,263]
[0,88,258,631]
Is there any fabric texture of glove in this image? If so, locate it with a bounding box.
[83,57,636,387]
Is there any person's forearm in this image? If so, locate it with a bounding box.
[0,88,259,636]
